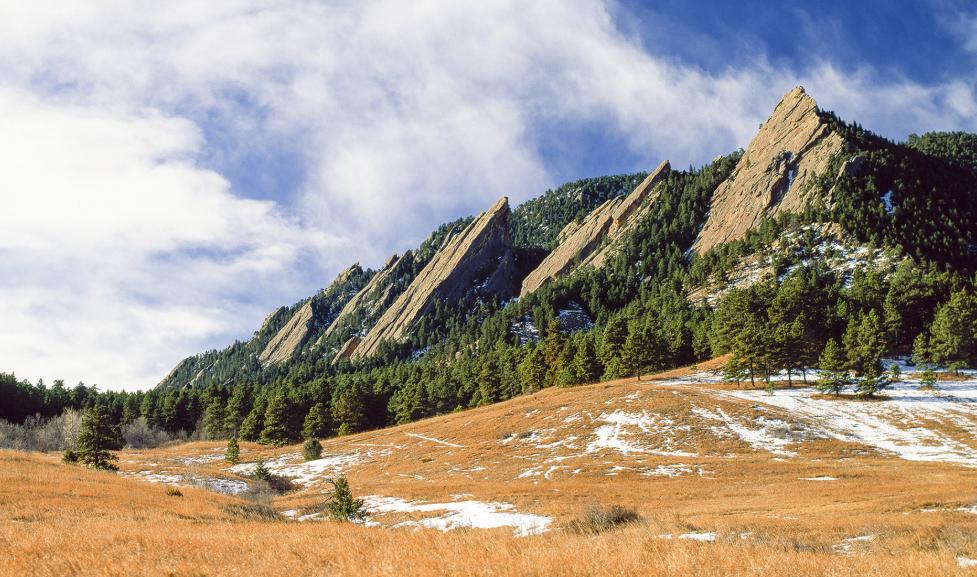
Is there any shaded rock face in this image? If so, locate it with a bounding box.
[331,336,362,365]
[258,265,363,365]
[693,86,844,254]
[353,197,517,359]
[520,160,670,297]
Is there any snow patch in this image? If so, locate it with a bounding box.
[364,496,551,537]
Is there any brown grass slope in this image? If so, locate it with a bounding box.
[3,364,977,576]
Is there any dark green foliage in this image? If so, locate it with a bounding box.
[816,339,850,396]
[75,405,122,471]
[251,460,294,494]
[225,436,240,464]
[509,173,648,249]
[906,131,977,172]
[302,403,329,440]
[327,476,367,522]
[259,391,291,445]
[303,438,323,461]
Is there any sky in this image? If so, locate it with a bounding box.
[1,0,975,391]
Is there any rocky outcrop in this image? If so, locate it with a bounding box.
[331,336,362,365]
[318,251,416,346]
[258,265,364,365]
[352,197,518,359]
[520,160,670,296]
[693,86,844,254]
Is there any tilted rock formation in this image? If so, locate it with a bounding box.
[318,250,416,346]
[352,197,517,359]
[258,264,363,365]
[693,86,844,253]
[520,160,671,296]
[331,336,362,365]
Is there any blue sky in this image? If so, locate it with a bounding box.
[1,0,975,391]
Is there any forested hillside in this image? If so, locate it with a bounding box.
[4,90,977,451]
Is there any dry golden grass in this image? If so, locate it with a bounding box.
[4,364,977,576]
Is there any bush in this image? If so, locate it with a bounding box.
[0,410,83,452]
[61,449,78,464]
[249,460,294,494]
[565,505,642,534]
[303,438,323,461]
[165,487,183,497]
[122,417,181,449]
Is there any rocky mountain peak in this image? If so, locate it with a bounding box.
[693,86,845,253]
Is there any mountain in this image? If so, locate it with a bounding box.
[143,85,977,445]
[693,87,844,253]
[520,160,671,297]
[350,196,518,359]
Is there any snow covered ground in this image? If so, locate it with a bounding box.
[364,496,551,536]
[228,451,370,486]
[717,377,977,466]
[123,470,249,494]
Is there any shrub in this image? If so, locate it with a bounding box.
[61,449,78,464]
[222,503,280,521]
[565,505,642,534]
[249,460,294,494]
[303,438,323,461]
[165,487,183,497]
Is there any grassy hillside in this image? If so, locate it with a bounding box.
[6,363,977,576]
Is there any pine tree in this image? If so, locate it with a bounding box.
[571,337,601,385]
[327,475,366,522]
[477,357,502,405]
[519,346,547,394]
[816,339,850,397]
[75,405,121,471]
[927,289,977,374]
[620,322,650,378]
[302,403,329,440]
[202,397,227,439]
[225,436,240,464]
[601,315,627,365]
[542,319,567,388]
[259,391,291,445]
[331,388,365,436]
[239,396,266,442]
[223,385,250,436]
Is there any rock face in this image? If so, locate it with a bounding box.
[318,251,416,346]
[693,86,844,254]
[520,160,671,297]
[258,265,363,365]
[352,197,517,359]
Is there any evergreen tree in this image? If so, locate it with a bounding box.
[225,436,240,464]
[75,405,121,471]
[223,385,251,436]
[571,337,601,385]
[926,289,977,374]
[331,387,365,436]
[816,339,850,397]
[302,402,329,440]
[601,315,627,366]
[620,322,650,378]
[327,475,367,522]
[477,357,502,405]
[259,391,292,445]
[202,397,227,439]
[519,346,547,394]
[239,396,266,442]
[542,319,567,388]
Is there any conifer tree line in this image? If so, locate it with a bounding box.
[3,129,976,447]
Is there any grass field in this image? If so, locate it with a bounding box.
[3,362,977,576]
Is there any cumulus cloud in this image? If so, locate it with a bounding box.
[0,0,974,389]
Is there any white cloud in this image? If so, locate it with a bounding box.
[0,1,974,389]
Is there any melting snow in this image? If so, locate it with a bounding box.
[364,496,551,537]
[228,452,367,486]
[124,470,248,495]
[691,406,802,457]
[720,378,977,466]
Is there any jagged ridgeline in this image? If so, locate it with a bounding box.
[153,86,977,430]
